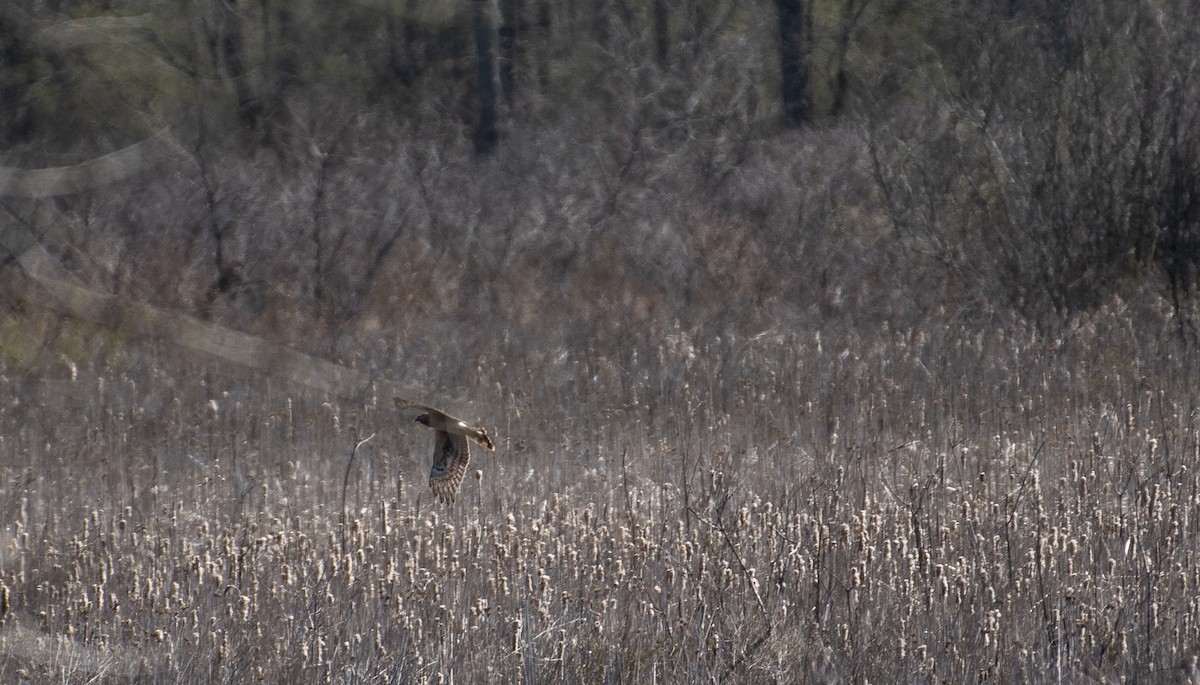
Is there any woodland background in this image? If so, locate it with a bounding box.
[1,1,1200,683]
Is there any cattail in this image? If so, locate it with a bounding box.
[374,623,387,656]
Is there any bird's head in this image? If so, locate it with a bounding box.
[415,414,430,426]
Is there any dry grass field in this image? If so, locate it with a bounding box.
[4,1,1200,682]
[1,294,1198,684]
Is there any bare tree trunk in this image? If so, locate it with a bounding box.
[531,0,551,92]
[0,10,33,145]
[654,0,670,65]
[829,0,868,117]
[498,0,522,103]
[270,2,298,113]
[473,0,501,156]
[214,0,262,130]
[775,0,809,125]
[592,0,610,48]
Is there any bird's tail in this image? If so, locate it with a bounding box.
[470,428,496,451]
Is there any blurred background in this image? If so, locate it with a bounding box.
[2,0,1198,365]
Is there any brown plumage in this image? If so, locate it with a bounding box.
[394,397,496,503]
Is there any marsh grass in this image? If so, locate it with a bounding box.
[1,294,1198,684]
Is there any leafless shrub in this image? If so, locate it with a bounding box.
[870,0,1200,329]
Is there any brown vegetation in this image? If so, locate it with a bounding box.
[3,0,1200,682]
[2,296,1199,682]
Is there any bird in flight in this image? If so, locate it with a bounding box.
[394,397,496,503]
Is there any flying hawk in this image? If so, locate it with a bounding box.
[394,397,496,503]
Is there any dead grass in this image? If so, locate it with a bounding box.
[1,292,1198,684]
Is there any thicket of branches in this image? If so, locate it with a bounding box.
[2,0,1196,345]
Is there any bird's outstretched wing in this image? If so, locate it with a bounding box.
[395,397,496,450]
[393,398,442,418]
[429,431,471,504]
